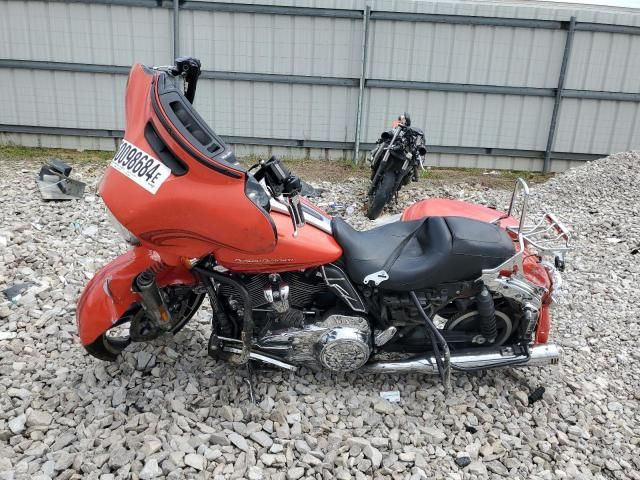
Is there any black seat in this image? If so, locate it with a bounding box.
[331,216,515,291]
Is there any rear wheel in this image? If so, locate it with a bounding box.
[366,171,396,220]
[444,309,516,348]
[84,285,205,361]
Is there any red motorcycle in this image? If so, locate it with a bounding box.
[77,57,570,388]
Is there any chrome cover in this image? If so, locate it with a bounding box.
[320,264,367,313]
[270,198,333,234]
[317,326,370,371]
[374,326,397,346]
[363,270,389,286]
[255,314,371,372]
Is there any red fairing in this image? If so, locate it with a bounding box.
[402,197,554,344]
[99,64,278,259]
[79,64,344,347]
[76,247,196,345]
[216,211,342,273]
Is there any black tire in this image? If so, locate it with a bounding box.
[84,287,205,362]
[366,171,396,220]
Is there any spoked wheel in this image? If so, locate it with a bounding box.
[85,285,205,361]
[444,309,516,348]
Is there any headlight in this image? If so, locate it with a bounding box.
[106,209,140,246]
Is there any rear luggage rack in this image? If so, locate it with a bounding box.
[504,178,572,259]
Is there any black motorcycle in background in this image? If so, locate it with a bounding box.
[366,113,427,219]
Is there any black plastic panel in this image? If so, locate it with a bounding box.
[144,122,188,176]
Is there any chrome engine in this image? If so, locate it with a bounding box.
[256,314,371,372]
[216,272,372,372]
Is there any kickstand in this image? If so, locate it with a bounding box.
[409,291,451,393]
[243,360,257,405]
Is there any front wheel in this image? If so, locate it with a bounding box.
[84,285,205,361]
[366,171,397,220]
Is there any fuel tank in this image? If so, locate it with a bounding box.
[215,211,343,273]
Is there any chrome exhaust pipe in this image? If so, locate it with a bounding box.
[361,344,561,374]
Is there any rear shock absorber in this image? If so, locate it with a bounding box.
[135,271,173,330]
[477,286,497,344]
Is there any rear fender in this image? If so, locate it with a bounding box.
[402,198,519,228]
[76,247,197,345]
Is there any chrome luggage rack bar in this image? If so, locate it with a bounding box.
[504,178,572,259]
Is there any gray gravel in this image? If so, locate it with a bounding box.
[1,153,639,480]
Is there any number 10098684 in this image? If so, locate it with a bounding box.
[110,140,171,194]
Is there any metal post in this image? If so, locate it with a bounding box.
[353,5,371,164]
[544,16,576,173]
[173,0,180,59]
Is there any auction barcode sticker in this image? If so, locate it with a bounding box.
[110,140,171,194]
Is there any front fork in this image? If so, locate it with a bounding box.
[134,271,173,331]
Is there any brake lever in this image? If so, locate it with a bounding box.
[284,194,306,237]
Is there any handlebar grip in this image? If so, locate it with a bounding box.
[295,198,305,223]
[288,195,306,229]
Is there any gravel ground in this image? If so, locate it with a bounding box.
[0,153,639,480]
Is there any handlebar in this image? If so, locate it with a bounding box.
[254,156,306,236]
[170,56,202,104]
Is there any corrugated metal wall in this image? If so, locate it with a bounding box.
[1,0,640,171]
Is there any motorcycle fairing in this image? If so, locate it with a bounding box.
[76,247,196,345]
[152,70,242,178]
[99,64,278,259]
[82,64,343,346]
[215,211,342,273]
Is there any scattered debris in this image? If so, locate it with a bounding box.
[379,390,401,403]
[136,351,156,371]
[300,180,325,198]
[345,204,356,216]
[528,386,546,405]
[81,225,99,238]
[3,283,35,301]
[324,201,346,214]
[455,452,472,468]
[36,158,86,200]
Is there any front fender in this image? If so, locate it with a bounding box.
[76,247,197,345]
